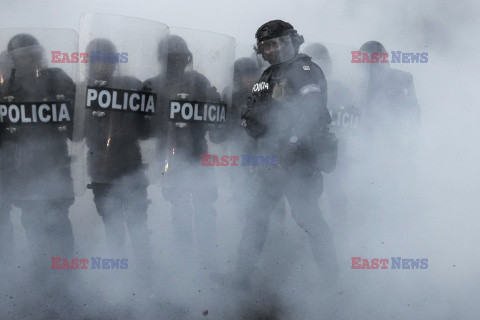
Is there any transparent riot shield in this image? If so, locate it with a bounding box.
[301,42,364,160]
[0,28,81,200]
[74,13,169,185]
[152,28,235,176]
[235,41,269,72]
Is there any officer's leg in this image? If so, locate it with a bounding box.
[124,184,152,268]
[18,198,74,260]
[17,199,72,317]
[163,186,194,247]
[0,200,14,262]
[286,172,338,286]
[324,161,349,230]
[192,183,218,271]
[92,184,126,255]
[235,184,282,282]
[43,198,77,316]
[18,200,50,265]
[44,198,75,258]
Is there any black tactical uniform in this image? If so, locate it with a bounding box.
[235,20,338,286]
[303,42,361,227]
[360,41,420,200]
[0,50,14,266]
[0,34,75,265]
[83,38,152,263]
[144,35,223,270]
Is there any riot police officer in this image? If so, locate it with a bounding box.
[1,33,76,264]
[82,38,153,265]
[0,50,14,267]
[144,34,224,271]
[359,41,421,203]
[359,41,420,143]
[0,32,77,318]
[303,42,361,230]
[231,20,339,288]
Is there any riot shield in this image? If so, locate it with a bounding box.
[301,42,364,160]
[74,13,169,185]
[151,28,235,175]
[0,28,80,200]
[235,41,269,72]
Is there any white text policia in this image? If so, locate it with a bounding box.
[86,87,155,114]
[0,102,71,124]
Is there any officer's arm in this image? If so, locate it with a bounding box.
[289,63,331,143]
[242,96,269,139]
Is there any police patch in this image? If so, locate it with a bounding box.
[300,84,322,95]
[169,100,226,124]
[252,81,269,93]
[86,87,156,114]
[303,66,311,70]
[0,102,71,125]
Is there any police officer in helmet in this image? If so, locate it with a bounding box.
[144,34,223,272]
[1,32,77,317]
[228,20,339,289]
[83,38,153,267]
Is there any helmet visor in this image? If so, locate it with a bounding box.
[256,35,294,65]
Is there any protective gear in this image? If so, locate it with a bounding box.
[359,40,421,221]
[303,42,363,232]
[359,40,387,54]
[7,33,39,51]
[235,22,338,288]
[255,20,304,49]
[226,58,261,224]
[255,20,304,66]
[0,28,79,318]
[75,14,169,277]
[233,57,261,91]
[359,40,420,137]
[1,30,76,200]
[145,29,235,271]
[159,35,193,79]
[302,42,332,77]
[359,40,389,74]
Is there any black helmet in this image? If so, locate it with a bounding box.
[158,35,193,77]
[302,42,332,77]
[359,41,387,54]
[255,20,304,65]
[158,35,192,62]
[303,43,330,60]
[234,57,259,75]
[7,34,44,72]
[233,57,261,90]
[85,38,117,54]
[359,41,389,72]
[7,33,39,52]
[255,20,304,51]
[85,38,118,80]
[167,35,191,55]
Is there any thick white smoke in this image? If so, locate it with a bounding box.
[1,0,479,319]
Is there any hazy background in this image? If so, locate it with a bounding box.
[1,0,479,319]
